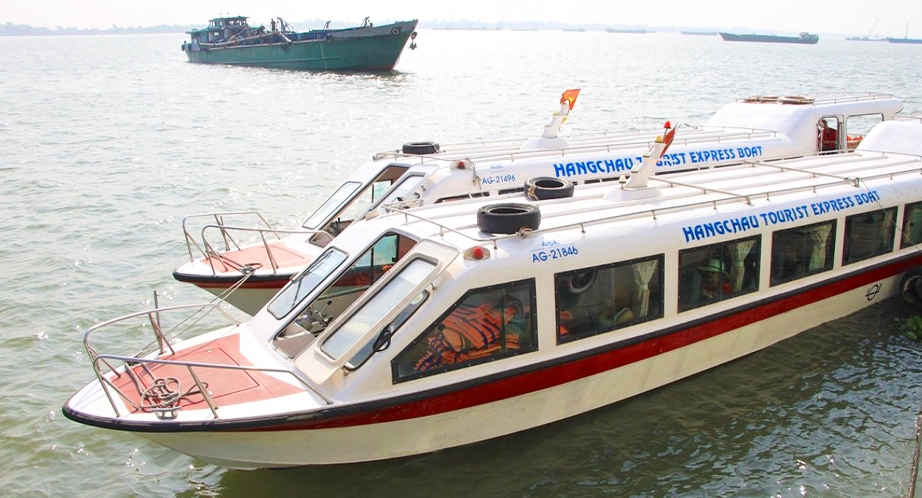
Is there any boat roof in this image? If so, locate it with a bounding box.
[345,118,922,257]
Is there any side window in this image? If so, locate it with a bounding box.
[901,202,922,248]
[555,255,663,343]
[770,221,836,286]
[843,208,896,265]
[393,280,536,381]
[678,235,761,311]
[845,113,884,151]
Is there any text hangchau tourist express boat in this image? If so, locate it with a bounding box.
[65,116,922,469]
[172,92,903,314]
[182,16,418,71]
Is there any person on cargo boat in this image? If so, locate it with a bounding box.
[819,119,837,152]
[697,258,732,300]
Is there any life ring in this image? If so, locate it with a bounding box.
[565,270,597,295]
[391,28,400,35]
[901,268,922,309]
[525,176,575,201]
[401,141,440,155]
[476,203,541,234]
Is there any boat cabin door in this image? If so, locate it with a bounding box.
[818,116,841,153]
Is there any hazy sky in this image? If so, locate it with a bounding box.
[2,0,920,37]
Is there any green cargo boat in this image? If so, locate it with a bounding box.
[182,16,418,71]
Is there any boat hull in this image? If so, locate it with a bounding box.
[184,21,417,71]
[66,255,915,469]
[719,32,818,44]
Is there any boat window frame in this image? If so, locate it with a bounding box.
[769,220,837,286]
[302,181,363,230]
[901,201,922,249]
[266,248,349,320]
[678,234,762,312]
[302,164,410,231]
[368,172,429,211]
[843,207,897,265]
[554,254,665,345]
[319,257,438,361]
[344,288,431,371]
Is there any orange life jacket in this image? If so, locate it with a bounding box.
[415,303,520,371]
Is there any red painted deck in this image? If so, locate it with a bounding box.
[112,334,302,413]
[203,242,310,273]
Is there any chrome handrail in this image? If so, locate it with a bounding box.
[198,225,333,275]
[82,300,330,419]
[91,353,328,418]
[181,211,275,261]
[179,210,333,275]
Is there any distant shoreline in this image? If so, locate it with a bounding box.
[0,24,190,36]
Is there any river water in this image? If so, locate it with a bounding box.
[3,30,922,497]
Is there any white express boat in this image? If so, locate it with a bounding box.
[65,116,922,469]
[173,92,903,314]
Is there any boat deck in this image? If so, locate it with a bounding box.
[110,334,302,414]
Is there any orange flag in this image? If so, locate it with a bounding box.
[560,89,580,110]
[661,122,677,156]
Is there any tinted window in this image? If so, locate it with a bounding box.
[770,221,836,286]
[555,255,664,343]
[843,208,896,264]
[394,280,537,381]
[679,236,761,311]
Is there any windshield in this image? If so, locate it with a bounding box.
[302,182,362,230]
[267,248,348,319]
[371,174,427,209]
[321,258,435,360]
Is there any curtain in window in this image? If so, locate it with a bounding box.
[631,259,658,317]
[808,224,832,270]
[908,206,922,244]
[729,240,756,291]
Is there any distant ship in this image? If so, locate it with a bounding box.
[562,27,586,32]
[847,18,885,41]
[606,28,647,34]
[719,31,819,44]
[681,30,718,36]
[888,24,922,44]
[182,16,418,71]
[888,37,922,44]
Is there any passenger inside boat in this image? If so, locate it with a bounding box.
[697,259,732,300]
[679,237,760,311]
[819,118,838,152]
[555,256,663,342]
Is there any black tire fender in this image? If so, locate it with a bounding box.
[525,176,575,201]
[476,203,541,234]
[401,141,440,155]
[901,268,922,309]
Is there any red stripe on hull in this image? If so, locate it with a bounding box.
[237,255,922,432]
